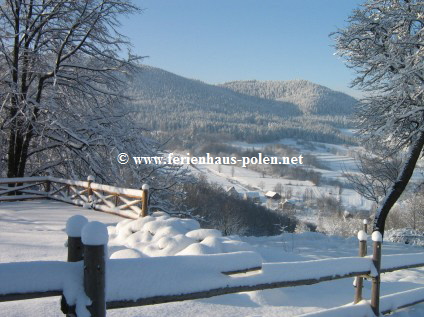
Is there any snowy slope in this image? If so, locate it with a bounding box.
[1,200,424,316]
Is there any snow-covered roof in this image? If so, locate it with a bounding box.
[226,186,240,194]
[265,191,281,198]
[244,192,260,198]
[282,198,299,204]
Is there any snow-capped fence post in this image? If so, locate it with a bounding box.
[87,175,95,204]
[354,230,368,304]
[66,215,88,262]
[140,184,149,217]
[370,231,382,316]
[363,219,368,234]
[62,215,89,316]
[82,222,108,317]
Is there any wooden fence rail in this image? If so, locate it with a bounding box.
[0,176,149,218]
[2,216,424,316]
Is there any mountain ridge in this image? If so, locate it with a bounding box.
[128,65,356,145]
[130,65,302,117]
[219,79,357,115]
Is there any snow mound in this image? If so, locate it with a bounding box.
[186,229,222,241]
[110,249,145,259]
[109,212,256,258]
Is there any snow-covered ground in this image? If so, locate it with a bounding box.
[190,138,373,213]
[231,138,360,177]
[190,136,424,218]
[2,200,424,316]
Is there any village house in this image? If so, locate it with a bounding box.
[265,191,281,200]
[243,191,261,203]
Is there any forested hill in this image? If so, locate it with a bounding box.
[129,66,301,117]
[220,80,357,115]
[129,65,357,146]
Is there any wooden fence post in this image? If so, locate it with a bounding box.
[62,215,89,316]
[114,194,119,207]
[82,221,108,317]
[141,184,149,217]
[371,231,382,316]
[67,184,71,197]
[354,229,368,304]
[45,179,51,196]
[87,175,95,204]
[363,219,368,234]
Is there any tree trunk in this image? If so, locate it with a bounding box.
[7,2,24,179]
[7,123,25,178]
[7,123,33,179]
[373,131,424,235]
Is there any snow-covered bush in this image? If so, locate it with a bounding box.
[385,228,424,246]
[385,193,424,232]
[108,212,256,258]
[317,215,364,237]
[294,221,316,234]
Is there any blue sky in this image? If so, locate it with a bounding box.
[120,0,364,98]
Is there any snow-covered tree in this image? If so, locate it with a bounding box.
[0,1,192,212]
[405,189,424,230]
[334,0,424,234]
[385,189,424,231]
[0,0,142,180]
[343,147,402,204]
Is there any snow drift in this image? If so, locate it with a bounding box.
[108,212,256,258]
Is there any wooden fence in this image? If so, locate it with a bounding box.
[2,217,424,316]
[0,176,149,218]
